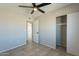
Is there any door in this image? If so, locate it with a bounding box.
[33,20,39,43]
[67,12,79,55]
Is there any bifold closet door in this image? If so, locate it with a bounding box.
[67,12,79,55]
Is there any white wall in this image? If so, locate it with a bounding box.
[67,12,79,55]
[34,3,79,52]
[39,16,56,48]
[0,6,27,52]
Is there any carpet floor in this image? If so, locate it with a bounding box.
[0,40,73,56]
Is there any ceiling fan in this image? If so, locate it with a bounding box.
[19,3,51,14]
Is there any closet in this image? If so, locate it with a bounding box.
[56,15,67,50]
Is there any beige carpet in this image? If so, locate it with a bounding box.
[1,40,73,56]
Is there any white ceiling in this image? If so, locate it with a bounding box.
[0,3,71,21]
[17,3,71,19]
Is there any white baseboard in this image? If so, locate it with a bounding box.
[40,42,56,49]
[0,43,26,53]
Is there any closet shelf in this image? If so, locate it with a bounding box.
[56,23,66,25]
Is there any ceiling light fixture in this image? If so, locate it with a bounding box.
[33,7,37,11]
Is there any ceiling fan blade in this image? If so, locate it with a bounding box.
[32,3,36,7]
[37,3,51,7]
[37,8,45,13]
[31,10,34,14]
[19,5,33,8]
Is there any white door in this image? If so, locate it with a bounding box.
[33,20,39,43]
[67,12,79,55]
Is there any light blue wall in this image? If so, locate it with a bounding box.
[0,6,26,52]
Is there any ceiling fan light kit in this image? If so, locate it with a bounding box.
[33,7,37,11]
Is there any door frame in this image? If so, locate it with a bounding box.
[26,21,33,42]
[56,15,67,51]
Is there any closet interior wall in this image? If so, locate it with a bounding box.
[56,15,67,49]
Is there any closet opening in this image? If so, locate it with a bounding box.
[56,15,67,51]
